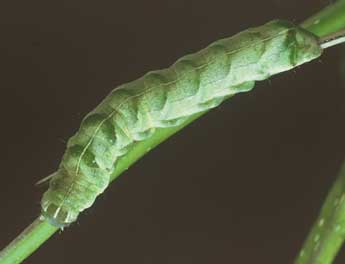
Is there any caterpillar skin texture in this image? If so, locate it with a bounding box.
[41,19,322,227]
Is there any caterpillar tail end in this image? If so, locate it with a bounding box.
[41,200,77,229]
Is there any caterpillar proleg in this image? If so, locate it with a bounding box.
[41,19,324,227]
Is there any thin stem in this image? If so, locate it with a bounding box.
[0,218,56,264]
[1,1,345,263]
[300,0,345,37]
[295,163,345,264]
[319,28,345,49]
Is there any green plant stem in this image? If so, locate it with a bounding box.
[301,0,345,37]
[0,1,345,263]
[0,218,56,264]
[295,162,345,264]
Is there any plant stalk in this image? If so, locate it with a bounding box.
[295,162,345,264]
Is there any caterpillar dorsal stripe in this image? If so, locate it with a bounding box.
[41,19,324,227]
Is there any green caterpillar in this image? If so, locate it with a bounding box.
[41,19,322,227]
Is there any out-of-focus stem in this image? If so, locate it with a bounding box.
[295,163,345,264]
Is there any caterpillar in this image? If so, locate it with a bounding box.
[41,19,323,228]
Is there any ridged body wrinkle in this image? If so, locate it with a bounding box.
[41,20,322,227]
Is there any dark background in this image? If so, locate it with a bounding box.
[0,0,344,263]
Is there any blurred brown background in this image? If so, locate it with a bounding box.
[0,0,345,263]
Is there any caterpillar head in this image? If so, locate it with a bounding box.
[292,27,323,66]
